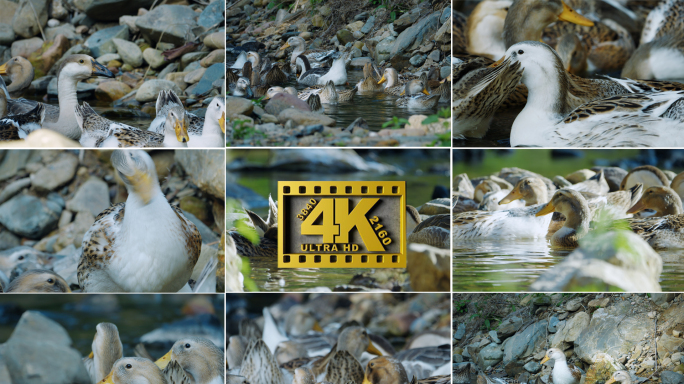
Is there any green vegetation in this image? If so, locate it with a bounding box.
[232,119,267,145]
[382,116,409,129]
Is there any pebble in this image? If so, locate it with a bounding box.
[0,193,64,239]
[142,48,166,69]
[30,153,78,192]
[135,79,183,102]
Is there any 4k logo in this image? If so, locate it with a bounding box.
[278,181,406,268]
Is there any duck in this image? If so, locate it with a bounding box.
[378,68,423,96]
[480,189,526,211]
[102,357,167,384]
[466,0,513,60]
[6,54,114,140]
[0,90,45,141]
[239,339,287,384]
[620,165,670,191]
[188,96,225,148]
[670,171,684,201]
[298,80,357,104]
[307,94,324,113]
[432,76,450,103]
[500,176,549,206]
[396,74,440,109]
[231,77,254,98]
[627,211,684,248]
[363,355,450,384]
[453,202,554,240]
[497,41,684,147]
[357,62,384,92]
[406,206,450,248]
[535,189,591,247]
[555,33,589,75]
[627,186,683,217]
[540,348,582,384]
[228,196,278,258]
[161,338,225,384]
[3,269,70,292]
[230,51,249,72]
[0,56,34,98]
[77,150,201,292]
[605,370,634,384]
[279,36,337,74]
[264,86,297,99]
[83,322,123,383]
[296,53,349,86]
[293,367,316,384]
[567,171,609,195]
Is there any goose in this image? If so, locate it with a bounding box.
[296,53,349,86]
[77,150,201,292]
[540,348,581,384]
[83,323,123,383]
[4,269,70,292]
[0,56,34,98]
[7,54,114,140]
[188,96,225,148]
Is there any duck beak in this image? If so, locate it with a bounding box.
[400,90,405,96]
[500,187,522,205]
[378,75,386,85]
[155,350,173,370]
[101,371,115,383]
[313,320,323,332]
[0,63,6,75]
[367,340,383,356]
[540,356,551,364]
[88,351,94,359]
[219,111,225,134]
[422,88,430,96]
[489,56,506,68]
[362,376,373,384]
[558,1,594,26]
[91,59,114,78]
[535,202,556,217]
[627,198,646,214]
[279,42,291,50]
[175,116,190,143]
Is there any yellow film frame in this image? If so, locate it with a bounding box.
[277,181,407,268]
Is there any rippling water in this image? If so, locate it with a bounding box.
[453,240,684,292]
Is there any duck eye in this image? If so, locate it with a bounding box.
[370,362,375,367]
[125,364,132,369]
[18,255,23,260]
[47,278,54,283]
[185,343,191,348]
[79,59,84,64]
[518,50,524,55]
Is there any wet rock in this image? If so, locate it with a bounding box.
[477,343,503,369]
[0,311,90,384]
[191,62,223,96]
[95,80,131,101]
[0,192,63,239]
[175,150,225,200]
[0,23,14,45]
[390,11,441,58]
[662,371,684,384]
[278,109,336,127]
[66,177,110,217]
[12,0,48,39]
[10,37,43,58]
[264,93,309,115]
[112,37,142,67]
[200,49,224,68]
[84,24,129,57]
[75,0,154,21]
[198,0,224,29]
[0,150,31,181]
[30,152,78,191]
[406,243,448,291]
[203,31,224,50]
[135,5,197,46]
[135,79,182,102]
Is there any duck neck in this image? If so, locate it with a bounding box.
[554,203,590,245]
[525,186,548,206]
[387,71,398,88]
[52,71,82,139]
[656,194,683,216]
[522,64,569,117]
[502,3,550,49]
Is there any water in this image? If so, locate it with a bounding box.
[0,294,223,357]
[453,240,684,292]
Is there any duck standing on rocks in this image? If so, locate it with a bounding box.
[77,150,201,292]
[0,56,34,98]
[3,269,70,292]
[7,54,114,140]
[540,348,582,384]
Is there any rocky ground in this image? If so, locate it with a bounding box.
[1,0,225,129]
[0,149,226,291]
[226,0,451,147]
[453,293,684,384]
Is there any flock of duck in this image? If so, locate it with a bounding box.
[453,0,684,146]
[227,36,449,115]
[453,164,684,250]
[0,55,225,147]
[227,305,450,384]
[1,150,218,293]
[82,322,223,384]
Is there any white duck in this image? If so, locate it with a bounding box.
[188,96,225,147]
[296,53,349,86]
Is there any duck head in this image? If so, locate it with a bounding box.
[5,269,70,293]
[500,177,549,206]
[627,186,683,216]
[540,347,568,364]
[556,33,588,74]
[102,357,166,384]
[158,338,223,384]
[606,370,632,384]
[111,150,160,205]
[165,106,190,143]
[234,77,253,98]
[338,326,383,361]
[362,356,409,384]
[206,96,226,134]
[378,68,399,88]
[279,36,306,51]
[57,54,114,81]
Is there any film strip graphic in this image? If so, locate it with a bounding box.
[278,181,406,268]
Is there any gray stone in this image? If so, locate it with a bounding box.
[142,47,166,69]
[174,150,224,200]
[279,108,336,127]
[0,230,20,251]
[489,330,500,344]
[95,53,120,64]
[0,192,63,239]
[651,293,676,305]
[181,51,208,69]
[12,0,48,39]
[428,49,440,62]
[30,152,78,191]
[548,316,560,332]
[135,79,182,102]
[497,316,523,339]
[189,62,223,96]
[10,37,43,58]
[84,24,129,57]
[409,54,426,66]
[360,15,375,34]
[658,334,684,356]
[112,37,142,67]
[226,95,253,118]
[390,11,441,58]
[350,57,371,67]
[502,320,547,366]
[524,361,541,374]
[157,62,177,79]
[264,93,310,116]
[197,0,224,29]
[440,7,451,23]
[554,312,589,346]
[454,323,466,340]
[0,177,31,204]
[440,66,449,79]
[0,311,90,384]
[119,15,139,33]
[477,343,503,369]
[661,371,684,384]
[566,298,582,311]
[0,150,30,181]
[135,5,197,46]
[65,177,110,217]
[45,23,79,40]
[76,0,154,22]
[0,23,14,45]
[375,36,395,61]
[336,29,354,45]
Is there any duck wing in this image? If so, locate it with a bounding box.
[163,360,193,384]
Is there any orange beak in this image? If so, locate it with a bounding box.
[558,1,594,26]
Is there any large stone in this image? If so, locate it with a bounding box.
[10,37,44,58]
[203,31,224,49]
[454,323,466,340]
[197,0,224,29]
[12,0,49,39]
[75,0,154,21]
[135,5,197,46]
[200,49,224,68]
[264,93,309,115]
[575,301,652,363]
[390,11,441,58]
[0,192,63,239]
[658,334,684,356]
[95,80,131,101]
[278,108,336,127]
[0,0,18,25]
[84,24,129,57]
[174,150,225,200]
[30,152,78,191]
[497,316,522,339]
[661,371,684,384]
[502,320,547,374]
[336,29,354,45]
[0,150,31,181]
[135,79,182,102]
[477,343,504,369]
[112,37,142,67]
[190,62,223,96]
[27,34,69,77]
[45,23,79,40]
[551,312,590,348]
[360,15,375,34]
[142,47,166,69]
[66,176,110,217]
[0,311,90,384]
[406,242,449,291]
[0,23,15,45]
[376,36,396,61]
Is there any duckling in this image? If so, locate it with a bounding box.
[4,269,70,292]
[627,186,683,217]
[605,370,634,384]
[296,53,349,86]
[0,56,34,98]
[83,323,123,383]
[535,189,590,248]
[188,96,225,148]
[540,348,582,384]
[279,36,337,74]
[164,338,224,384]
[102,357,167,384]
[0,90,45,141]
[77,150,201,292]
[620,165,670,191]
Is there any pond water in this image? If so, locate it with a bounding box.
[0,294,223,358]
[453,239,684,292]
